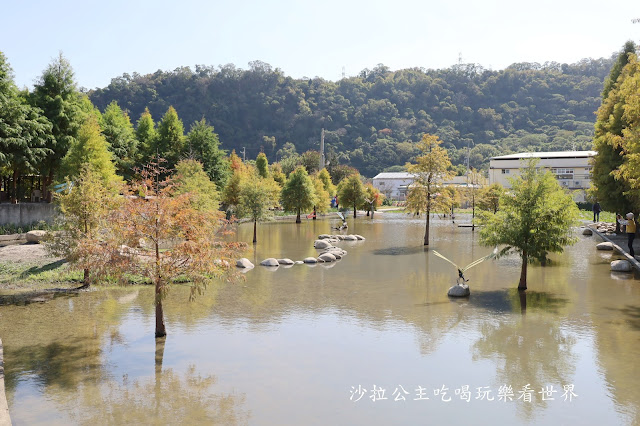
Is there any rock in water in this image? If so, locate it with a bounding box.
[318,253,336,262]
[314,240,333,249]
[260,258,279,266]
[596,242,614,251]
[582,228,593,236]
[448,284,470,297]
[277,258,295,265]
[611,260,633,272]
[236,258,254,268]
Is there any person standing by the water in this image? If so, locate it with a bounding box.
[617,212,636,257]
[593,201,601,222]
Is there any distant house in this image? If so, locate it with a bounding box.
[372,172,479,200]
[488,150,597,202]
[372,172,415,200]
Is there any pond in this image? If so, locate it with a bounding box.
[1,213,640,425]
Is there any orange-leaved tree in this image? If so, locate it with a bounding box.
[76,158,243,337]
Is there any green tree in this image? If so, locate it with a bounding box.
[479,160,580,290]
[60,116,120,184]
[48,166,122,285]
[477,183,506,214]
[173,159,219,213]
[281,166,316,223]
[155,106,185,168]
[185,118,230,188]
[136,107,156,163]
[270,163,286,187]
[101,101,138,178]
[406,134,453,245]
[237,173,279,243]
[30,52,84,201]
[0,52,52,202]
[256,152,269,178]
[609,54,640,211]
[317,168,336,196]
[591,42,637,217]
[311,175,330,218]
[337,173,366,218]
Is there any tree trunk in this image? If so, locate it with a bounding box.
[518,251,528,290]
[371,203,374,219]
[353,202,357,218]
[424,193,431,245]
[155,288,166,338]
[11,170,18,203]
[424,207,430,245]
[253,219,257,243]
[296,208,301,223]
[313,206,316,220]
[83,268,90,285]
[45,169,54,203]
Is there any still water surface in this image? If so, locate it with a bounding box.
[1,213,640,425]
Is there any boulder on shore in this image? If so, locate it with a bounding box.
[582,228,593,236]
[448,284,470,297]
[236,258,254,269]
[260,258,279,267]
[26,230,47,243]
[611,260,633,272]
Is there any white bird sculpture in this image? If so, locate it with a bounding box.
[432,247,498,286]
[335,211,348,230]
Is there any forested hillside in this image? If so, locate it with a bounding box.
[89,57,614,177]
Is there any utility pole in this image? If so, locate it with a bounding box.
[319,128,325,172]
[241,147,246,162]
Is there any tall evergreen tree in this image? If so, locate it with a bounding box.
[101,101,138,178]
[0,52,52,202]
[30,52,84,201]
[256,152,269,178]
[185,118,229,188]
[136,107,157,164]
[155,106,185,168]
[60,116,120,185]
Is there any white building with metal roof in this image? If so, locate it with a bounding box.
[488,150,597,201]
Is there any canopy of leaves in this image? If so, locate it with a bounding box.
[101,101,137,178]
[173,159,220,213]
[336,173,365,216]
[185,118,230,188]
[479,160,579,268]
[280,166,316,214]
[60,116,120,185]
[237,173,279,221]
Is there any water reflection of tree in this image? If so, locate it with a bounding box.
[471,290,576,421]
[78,364,248,425]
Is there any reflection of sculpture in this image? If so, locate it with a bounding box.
[433,247,497,286]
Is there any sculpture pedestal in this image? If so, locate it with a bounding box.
[448,284,470,297]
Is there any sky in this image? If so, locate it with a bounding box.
[1,0,639,91]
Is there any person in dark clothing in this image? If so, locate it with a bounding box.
[593,201,601,222]
[617,212,636,257]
